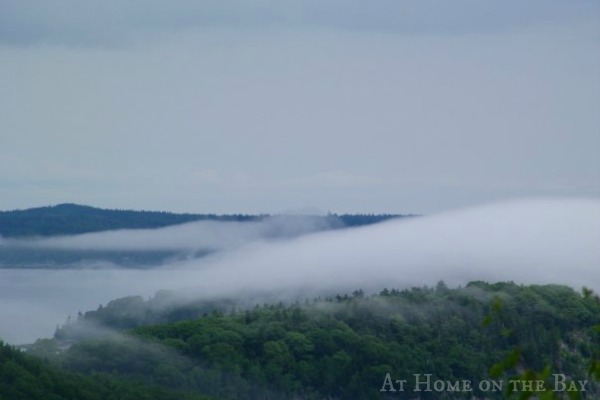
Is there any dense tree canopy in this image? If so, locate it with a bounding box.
[39,282,600,399]
[0,339,213,400]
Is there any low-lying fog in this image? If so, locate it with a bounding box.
[1,199,598,344]
[0,215,341,268]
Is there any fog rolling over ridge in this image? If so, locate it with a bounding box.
[174,198,600,296]
[0,214,342,268]
[13,214,341,251]
[0,198,598,344]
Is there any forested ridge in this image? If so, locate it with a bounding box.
[14,281,599,400]
[0,203,257,238]
[0,203,403,238]
[0,339,214,400]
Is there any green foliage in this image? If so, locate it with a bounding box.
[0,340,213,400]
[43,282,600,399]
[483,287,600,400]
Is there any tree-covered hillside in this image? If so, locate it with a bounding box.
[0,203,257,237]
[37,282,600,400]
[0,340,213,400]
[0,203,404,238]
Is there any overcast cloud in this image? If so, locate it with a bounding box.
[0,0,599,213]
[1,0,597,46]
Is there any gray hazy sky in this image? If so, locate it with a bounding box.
[1,0,599,214]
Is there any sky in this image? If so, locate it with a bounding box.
[1,0,599,214]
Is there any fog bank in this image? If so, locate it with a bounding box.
[172,198,600,295]
[1,215,340,251]
[1,199,598,344]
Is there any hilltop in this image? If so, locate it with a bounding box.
[0,203,404,238]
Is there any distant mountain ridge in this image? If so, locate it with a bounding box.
[0,203,404,238]
[0,203,258,238]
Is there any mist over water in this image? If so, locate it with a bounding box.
[0,215,342,268]
[0,268,174,344]
[169,198,600,296]
[1,199,598,344]
[8,215,340,251]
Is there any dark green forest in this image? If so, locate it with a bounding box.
[0,339,214,400]
[0,203,403,238]
[0,203,257,237]
[6,282,597,400]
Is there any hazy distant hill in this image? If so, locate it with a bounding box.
[0,203,403,238]
[0,204,259,238]
[0,204,405,269]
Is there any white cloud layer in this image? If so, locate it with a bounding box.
[2,215,338,252]
[1,199,598,343]
[171,198,600,295]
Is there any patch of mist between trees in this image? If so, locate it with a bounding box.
[44,285,492,351]
[31,323,247,391]
[30,315,291,399]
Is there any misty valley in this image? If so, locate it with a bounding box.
[1,203,599,399]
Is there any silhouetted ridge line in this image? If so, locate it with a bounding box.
[0,204,407,238]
